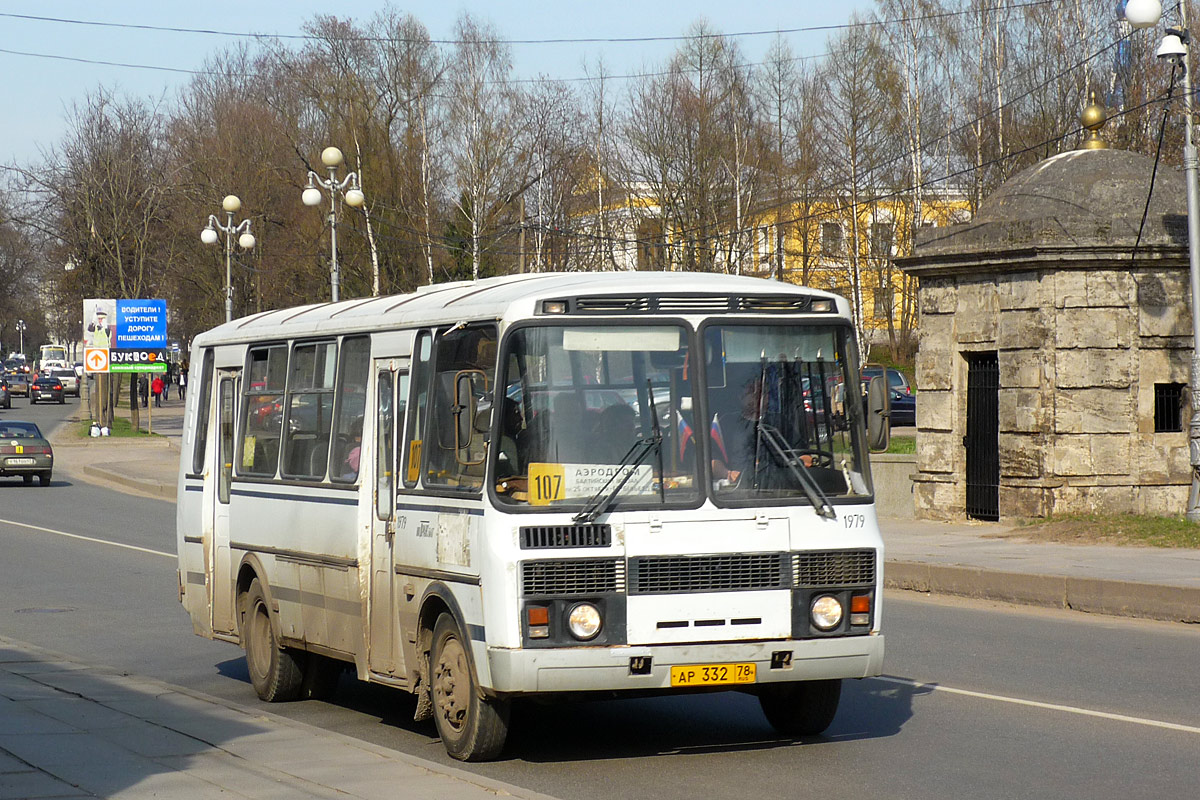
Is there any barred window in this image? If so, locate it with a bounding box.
[1155,383,1186,433]
[821,222,843,256]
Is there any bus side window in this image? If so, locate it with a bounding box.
[394,373,409,488]
[218,378,235,504]
[240,345,288,478]
[402,331,432,489]
[282,341,337,481]
[331,336,372,484]
[426,325,497,491]
[375,371,394,519]
[191,349,215,475]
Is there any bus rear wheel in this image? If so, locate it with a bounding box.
[430,613,509,761]
[243,578,304,702]
[758,678,842,736]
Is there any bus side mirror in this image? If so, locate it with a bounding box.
[867,375,890,452]
[868,374,897,450]
[454,372,480,451]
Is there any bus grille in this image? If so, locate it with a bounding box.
[629,553,791,594]
[521,559,625,595]
[520,524,611,549]
[794,549,876,588]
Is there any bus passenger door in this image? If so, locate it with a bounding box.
[211,371,238,635]
[368,363,408,677]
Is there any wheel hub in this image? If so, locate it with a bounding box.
[434,637,469,732]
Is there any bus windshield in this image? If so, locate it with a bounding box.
[703,323,871,503]
[41,346,67,365]
[493,324,699,510]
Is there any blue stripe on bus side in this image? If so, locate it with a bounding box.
[395,502,485,516]
[230,488,359,506]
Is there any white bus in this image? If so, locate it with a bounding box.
[39,344,69,372]
[176,272,890,761]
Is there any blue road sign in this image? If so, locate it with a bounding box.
[115,300,167,349]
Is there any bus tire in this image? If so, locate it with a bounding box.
[430,613,509,761]
[758,678,842,736]
[243,578,304,702]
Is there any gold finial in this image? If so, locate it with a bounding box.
[1080,91,1108,150]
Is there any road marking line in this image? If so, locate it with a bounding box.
[0,517,174,559]
[873,675,1200,735]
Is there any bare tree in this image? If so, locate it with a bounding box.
[815,18,896,361]
[445,13,526,280]
[375,9,446,287]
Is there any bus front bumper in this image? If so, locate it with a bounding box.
[485,634,884,694]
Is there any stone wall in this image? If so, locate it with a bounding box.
[911,264,1192,521]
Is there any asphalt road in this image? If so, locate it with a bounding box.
[3,401,1199,799]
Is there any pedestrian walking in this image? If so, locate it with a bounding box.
[151,375,164,407]
[177,368,186,399]
[139,375,149,407]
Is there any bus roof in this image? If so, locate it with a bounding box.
[193,271,848,347]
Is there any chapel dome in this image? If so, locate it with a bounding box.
[915,148,1187,256]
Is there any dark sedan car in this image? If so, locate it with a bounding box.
[0,420,54,485]
[30,376,65,404]
[889,388,916,427]
[0,377,10,409]
[5,371,29,397]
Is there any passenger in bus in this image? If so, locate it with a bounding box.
[340,418,363,480]
[593,403,638,463]
[546,393,589,463]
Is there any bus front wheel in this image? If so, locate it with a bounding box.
[243,578,304,702]
[430,613,509,761]
[758,678,842,736]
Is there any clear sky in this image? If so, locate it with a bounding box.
[0,1,870,168]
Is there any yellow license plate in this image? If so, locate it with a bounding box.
[670,662,756,687]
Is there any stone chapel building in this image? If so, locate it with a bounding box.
[896,140,1192,521]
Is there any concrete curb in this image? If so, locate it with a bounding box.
[886,559,1200,624]
[82,463,177,500]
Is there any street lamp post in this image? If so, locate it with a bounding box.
[1126,0,1200,520]
[302,146,365,303]
[16,319,26,356]
[201,195,255,324]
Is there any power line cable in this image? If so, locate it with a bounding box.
[0,2,1058,46]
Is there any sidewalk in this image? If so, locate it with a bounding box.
[0,636,557,800]
[883,518,1200,624]
[48,387,186,501]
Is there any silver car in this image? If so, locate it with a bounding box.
[51,368,80,397]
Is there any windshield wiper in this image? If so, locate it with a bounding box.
[754,421,837,520]
[574,380,667,524]
[572,436,661,523]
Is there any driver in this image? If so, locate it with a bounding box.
[712,377,812,484]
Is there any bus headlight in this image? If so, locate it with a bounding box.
[567,603,602,640]
[810,595,844,631]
